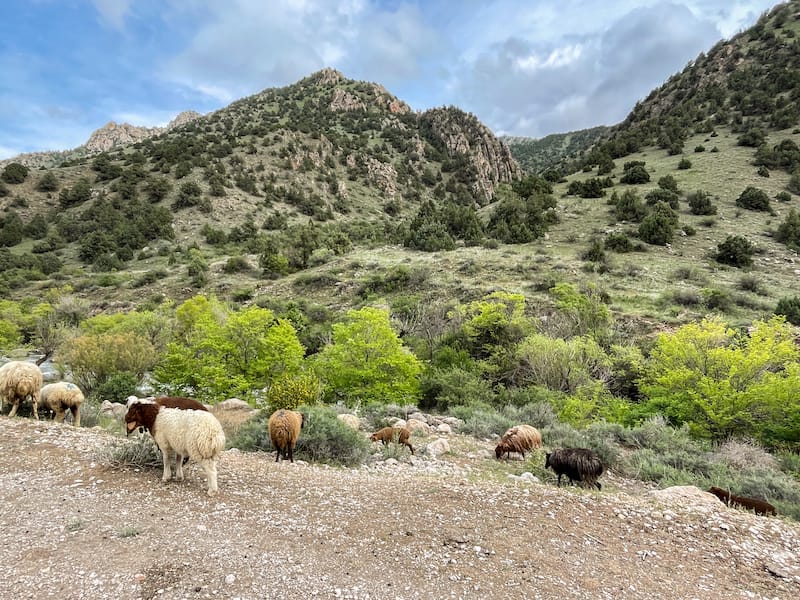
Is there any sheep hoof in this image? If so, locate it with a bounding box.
[207,489,218,497]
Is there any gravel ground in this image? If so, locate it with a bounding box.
[1,417,798,600]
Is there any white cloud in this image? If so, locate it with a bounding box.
[515,45,584,72]
[91,0,133,29]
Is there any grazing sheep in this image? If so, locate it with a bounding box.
[545,448,605,490]
[708,486,777,516]
[268,409,305,463]
[370,426,414,455]
[39,382,85,426]
[495,424,542,459]
[0,361,43,419]
[124,402,225,496]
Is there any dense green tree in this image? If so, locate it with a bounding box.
[1,162,29,184]
[312,306,422,406]
[36,172,59,192]
[640,316,800,445]
[155,295,305,401]
[0,212,24,247]
[620,161,650,184]
[59,178,92,207]
[775,208,800,251]
[143,176,173,202]
[638,202,678,246]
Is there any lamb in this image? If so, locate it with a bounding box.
[0,361,43,419]
[124,401,225,496]
[268,409,305,463]
[39,382,85,426]
[707,486,777,516]
[370,426,414,455]
[545,447,605,490]
[495,424,542,459]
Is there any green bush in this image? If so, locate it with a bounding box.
[603,232,632,253]
[229,405,372,466]
[419,367,494,411]
[1,162,29,184]
[775,296,800,325]
[735,186,772,212]
[91,372,140,403]
[687,190,717,215]
[715,235,754,267]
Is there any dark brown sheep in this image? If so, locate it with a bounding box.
[708,486,776,516]
[370,426,414,454]
[545,448,604,490]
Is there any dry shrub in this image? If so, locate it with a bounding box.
[714,438,777,471]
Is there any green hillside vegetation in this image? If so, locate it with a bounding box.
[1,5,799,518]
[503,126,609,175]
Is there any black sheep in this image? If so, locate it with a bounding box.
[545,448,604,490]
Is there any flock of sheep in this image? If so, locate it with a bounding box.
[1,359,775,514]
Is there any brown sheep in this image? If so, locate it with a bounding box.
[708,486,777,516]
[0,361,43,419]
[495,424,542,459]
[39,382,85,426]
[268,409,305,463]
[370,426,414,455]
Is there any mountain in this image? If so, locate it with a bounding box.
[0,111,203,170]
[2,0,800,332]
[502,126,609,175]
[0,67,521,313]
[573,1,800,169]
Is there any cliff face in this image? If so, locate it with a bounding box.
[420,107,519,201]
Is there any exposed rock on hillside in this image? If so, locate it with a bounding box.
[421,107,519,200]
[85,111,202,152]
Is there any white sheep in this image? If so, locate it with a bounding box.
[0,361,43,419]
[124,401,226,496]
[39,382,85,426]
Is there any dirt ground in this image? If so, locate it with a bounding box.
[1,416,798,600]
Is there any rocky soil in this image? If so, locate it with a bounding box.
[1,416,798,600]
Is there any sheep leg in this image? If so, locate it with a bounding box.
[8,401,19,418]
[175,454,185,481]
[54,407,66,423]
[556,473,563,487]
[287,445,294,463]
[199,459,218,497]
[161,448,173,482]
[275,449,281,462]
[31,400,38,420]
[71,406,81,428]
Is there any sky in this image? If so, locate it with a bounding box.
[0,0,784,160]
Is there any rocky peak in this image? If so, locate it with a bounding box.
[310,68,346,86]
[420,108,519,201]
[84,111,202,153]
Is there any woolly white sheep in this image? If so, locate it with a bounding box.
[39,382,85,426]
[0,361,43,419]
[268,409,305,463]
[125,401,226,496]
